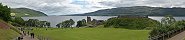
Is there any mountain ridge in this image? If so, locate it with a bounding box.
[69,6,185,16]
[11,8,47,17]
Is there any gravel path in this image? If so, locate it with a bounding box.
[168,31,185,40]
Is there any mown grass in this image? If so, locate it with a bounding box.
[0,29,19,40]
[31,28,150,40]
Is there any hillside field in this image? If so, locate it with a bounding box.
[0,19,20,40]
[31,28,150,40]
[0,29,19,40]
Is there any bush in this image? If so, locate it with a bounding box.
[149,15,185,37]
[13,17,25,25]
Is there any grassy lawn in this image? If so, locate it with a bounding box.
[31,28,150,40]
[0,29,19,40]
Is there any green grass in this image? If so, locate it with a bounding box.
[0,29,19,40]
[0,19,20,40]
[31,28,150,40]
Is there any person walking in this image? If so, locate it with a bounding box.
[30,33,34,38]
[17,37,21,40]
[17,33,23,40]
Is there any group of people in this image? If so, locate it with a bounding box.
[17,28,35,40]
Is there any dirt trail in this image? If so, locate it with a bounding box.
[168,31,185,40]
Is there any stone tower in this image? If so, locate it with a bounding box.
[87,16,91,23]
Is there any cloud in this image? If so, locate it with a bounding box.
[100,0,185,8]
[0,0,113,15]
[1,0,185,15]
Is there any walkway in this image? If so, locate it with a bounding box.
[15,30,39,40]
[22,35,39,40]
[168,31,185,40]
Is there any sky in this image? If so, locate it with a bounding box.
[0,0,185,15]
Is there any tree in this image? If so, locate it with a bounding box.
[46,22,50,27]
[150,15,178,37]
[82,19,86,24]
[69,19,75,27]
[25,19,40,27]
[76,21,83,27]
[76,19,87,27]
[13,17,25,25]
[56,19,75,28]
[56,23,61,28]
[161,15,176,27]
[0,3,11,21]
[25,19,50,27]
[39,21,49,27]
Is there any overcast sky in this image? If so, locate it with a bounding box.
[0,0,185,15]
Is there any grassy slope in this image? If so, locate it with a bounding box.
[0,20,20,40]
[0,29,19,40]
[32,28,150,40]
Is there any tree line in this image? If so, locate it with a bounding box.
[56,19,87,28]
[25,19,50,27]
[0,3,11,22]
[56,19,75,28]
[11,17,50,27]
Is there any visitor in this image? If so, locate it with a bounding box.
[20,28,23,31]
[17,37,21,40]
[31,33,34,38]
[23,31,26,36]
[18,34,23,40]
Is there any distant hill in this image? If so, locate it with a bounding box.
[70,6,185,16]
[11,8,47,17]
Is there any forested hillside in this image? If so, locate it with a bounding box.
[11,8,47,17]
[71,6,185,16]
